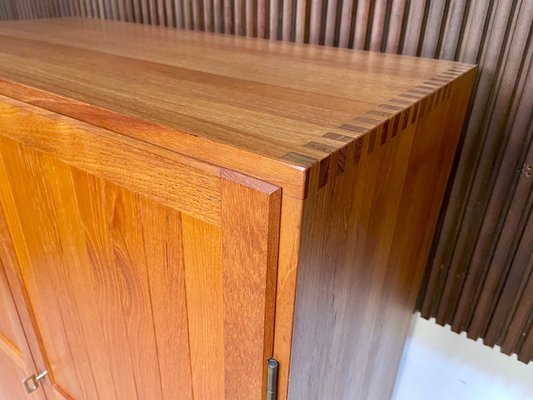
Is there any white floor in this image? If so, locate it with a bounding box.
[392,314,533,400]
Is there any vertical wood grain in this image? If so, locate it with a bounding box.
[181,215,225,400]
[221,169,281,400]
[288,70,476,400]
[0,168,48,400]
[105,186,165,400]
[2,0,531,367]
[0,136,206,399]
[0,139,100,400]
[272,195,305,400]
[0,239,44,400]
[139,200,194,400]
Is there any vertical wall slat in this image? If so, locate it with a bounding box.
[175,0,183,27]
[337,0,354,48]
[281,0,293,41]
[79,0,88,18]
[421,0,513,322]
[432,0,520,328]
[352,0,372,49]
[419,0,447,58]
[115,0,126,21]
[223,0,232,33]
[485,198,532,347]
[191,0,202,30]
[233,0,242,35]
[324,0,337,46]
[308,0,323,44]
[268,0,279,40]
[457,0,492,63]
[182,0,191,29]
[257,0,266,38]
[384,0,407,54]
[245,0,254,36]
[295,0,307,42]
[368,0,387,51]
[213,0,222,31]
[451,6,533,337]
[501,239,533,358]
[402,0,426,55]
[438,0,468,60]
[164,0,173,25]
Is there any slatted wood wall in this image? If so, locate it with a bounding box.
[0,0,531,363]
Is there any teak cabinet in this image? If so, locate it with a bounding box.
[0,18,475,400]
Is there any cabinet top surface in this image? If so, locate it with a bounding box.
[0,18,474,173]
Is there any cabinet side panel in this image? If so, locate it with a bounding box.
[288,72,475,400]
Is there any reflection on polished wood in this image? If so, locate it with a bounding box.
[0,18,475,400]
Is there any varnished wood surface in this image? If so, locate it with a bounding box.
[0,206,47,400]
[0,17,479,400]
[221,170,281,400]
[0,249,40,400]
[0,134,281,399]
[3,2,529,363]
[271,195,305,398]
[0,18,474,198]
[287,70,476,400]
[0,94,222,225]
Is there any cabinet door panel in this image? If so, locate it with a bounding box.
[0,208,47,400]
[0,350,28,400]
[0,132,280,400]
[0,263,23,363]
[0,261,33,400]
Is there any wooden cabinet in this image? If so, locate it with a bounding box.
[0,18,475,400]
[0,126,279,400]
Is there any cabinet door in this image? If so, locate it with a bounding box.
[0,232,47,400]
[0,266,29,400]
[0,97,281,400]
